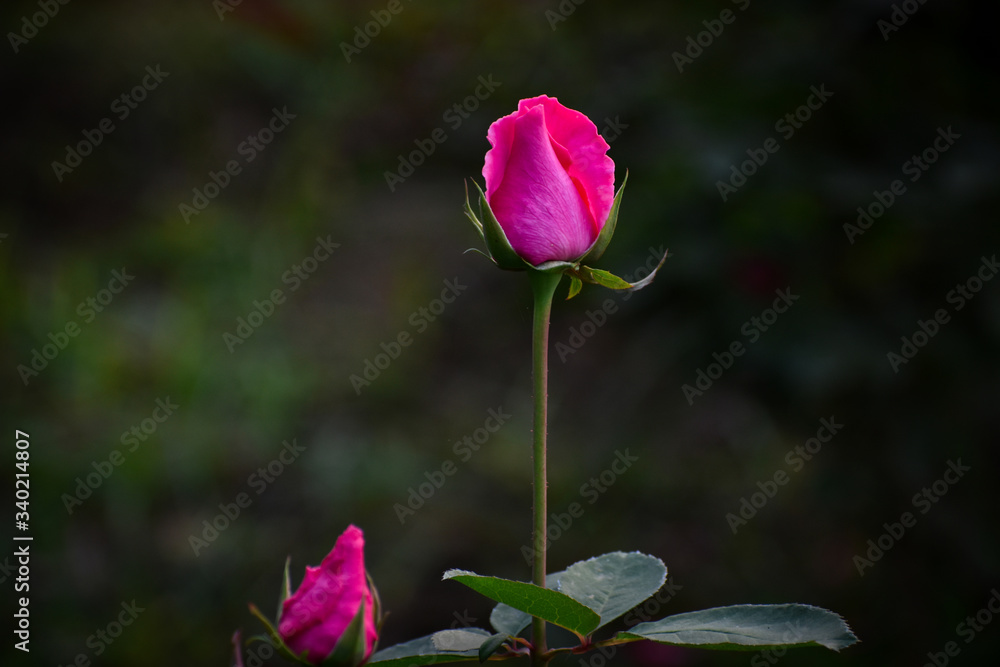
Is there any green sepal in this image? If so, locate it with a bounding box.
[566,276,583,300]
[477,633,508,663]
[579,171,628,265]
[531,260,576,274]
[622,248,668,292]
[276,556,293,624]
[568,247,668,295]
[465,179,530,271]
[462,180,485,241]
[368,570,385,638]
[463,247,492,261]
[574,266,633,290]
[247,603,312,664]
[323,598,371,666]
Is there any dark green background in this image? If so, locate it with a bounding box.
[2,1,998,665]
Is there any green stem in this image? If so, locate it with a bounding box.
[528,270,562,667]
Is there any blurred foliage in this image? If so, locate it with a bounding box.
[1,0,998,665]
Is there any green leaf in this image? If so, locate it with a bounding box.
[553,552,667,631]
[368,629,491,667]
[443,569,601,637]
[580,171,628,264]
[566,276,583,300]
[432,630,492,652]
[469,179,529,271]
[477,633,508,663]
[489,602,531,637]
[487,552,666,637]
[617,604,858,651]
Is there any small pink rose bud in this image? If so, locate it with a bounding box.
[483,95,616,266]
[278,525,379,665]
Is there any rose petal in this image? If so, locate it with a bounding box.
[518,95,615,236]
[484,108,517,202]
[486,105,596,265]
[279,525,378,664]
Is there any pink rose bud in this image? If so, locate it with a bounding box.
[483,95,616,266]
[278,525,379,665]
